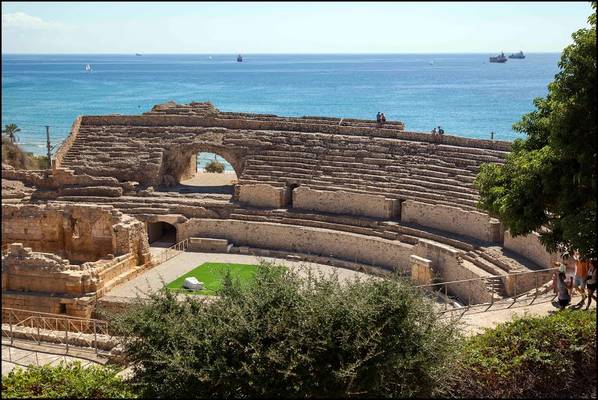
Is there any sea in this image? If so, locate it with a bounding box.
[2,53,561,169]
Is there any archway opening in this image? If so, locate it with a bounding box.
[147,221,177,246]
[178,152,238,194]
[286,183,300,207]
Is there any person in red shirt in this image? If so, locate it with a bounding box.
[573,251,590,306]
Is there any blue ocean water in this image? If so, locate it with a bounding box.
[2,53,561,155]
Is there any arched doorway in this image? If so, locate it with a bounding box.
[179,152,238,194]
[147,221,177,245]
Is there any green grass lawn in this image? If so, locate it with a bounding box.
[166,262,258,295]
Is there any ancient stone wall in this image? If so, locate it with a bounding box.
[504,230,558,270]
[238,184,286,208]
[292,186,398,219]
[2,203,150,264]
[178,218,413,271]
[413,239,493,304]
[401,200,502,243]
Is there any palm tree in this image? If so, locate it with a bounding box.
[3,124,21,144]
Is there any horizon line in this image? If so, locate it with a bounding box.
[2,51,562,55]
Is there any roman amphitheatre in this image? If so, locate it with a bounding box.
[2,101,564,339]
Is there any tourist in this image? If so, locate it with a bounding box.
[553,264,572,309]
[431,127,437,135]
[573,251,589,306]
[380,113,386,125]
[376,112,381,124]
[584,260,597,310]
[438,126,445,135]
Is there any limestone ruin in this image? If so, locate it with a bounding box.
[2,101,558,317]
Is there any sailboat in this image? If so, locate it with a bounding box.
[237,54,243,62]
[85,64,92,72]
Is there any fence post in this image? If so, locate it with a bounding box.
[468,279,472,309]
[94,321,98,355]
[65,322,69,353]
[37,319,41,345]
[9,312,13,345]
[444,283,448,310]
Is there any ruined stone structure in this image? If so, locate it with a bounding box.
[2,203,151,318]
[2,101,558,316]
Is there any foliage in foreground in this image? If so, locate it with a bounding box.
[1,361,135,399]
[110,263,460,398]
[445,309,597,399]
[204,159,225,173]
[474,3,597,258]
[2,137,49,170]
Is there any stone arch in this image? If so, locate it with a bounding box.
[160,143,244,185]
[146,221,177,244]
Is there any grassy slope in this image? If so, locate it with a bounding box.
[2,137,48,170]
[166,262,258,295]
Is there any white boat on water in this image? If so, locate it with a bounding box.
[429,60,434,65]
[85,64,92,72]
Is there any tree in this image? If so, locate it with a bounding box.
[109,263,460,398]
[2,123,21,144]
[475,3,597,259]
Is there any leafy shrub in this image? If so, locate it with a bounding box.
[445,309,596,398]
[1,361,136,398]
[110,262,460,398]
[204,160,225,173]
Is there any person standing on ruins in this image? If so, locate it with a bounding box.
[376,112,381,124]
[380,113,386,125]
[432,127,437,135]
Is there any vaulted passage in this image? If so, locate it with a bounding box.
[178,152,238,194]
[147,221,177,245]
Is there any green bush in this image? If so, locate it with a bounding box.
[110,262,460,398]
[204,160,225,173]
[1,361,136,398]
[445,309,596,398]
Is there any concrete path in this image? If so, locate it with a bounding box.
[448,291,596,335]
[2,339,103,375]
[106,251,369,298]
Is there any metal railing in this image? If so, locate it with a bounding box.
[414,267,558,313]
[153,238,189,265]
[2,308,113,355]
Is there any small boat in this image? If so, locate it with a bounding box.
[429,60,434,65]
[136,53,142,56]
[489,52,507,63]
[208,55,213,60]
[508,51,525,59]
[237,54,243,62]
[85,63,92,72]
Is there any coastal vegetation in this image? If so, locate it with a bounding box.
[1,361,135,399]
[2,136,49,170]
[204,159,225,173]
[475,3,597,259]
[110,263,460,398]
[445,309,596,398]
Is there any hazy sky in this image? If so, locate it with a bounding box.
[1,1,593,53]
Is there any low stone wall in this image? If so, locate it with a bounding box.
[178,218,413,271]
[238,184,286,208]
[53,116,82,169]
[413,239,492,304]
[504,230,557,270]
[401,200,502,243]
[292,187,398,219]
[188,237,229,252]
